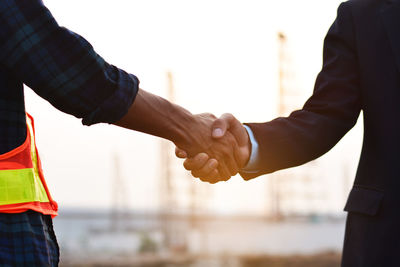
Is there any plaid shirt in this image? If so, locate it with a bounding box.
[0,0,139,154]
[0,211,59,267]
[0,0,139,265]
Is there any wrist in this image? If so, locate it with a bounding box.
[115,89,196,145]
[242,133,252,167]
[241,125,260,172]
[166,105,195,146]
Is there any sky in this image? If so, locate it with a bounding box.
[25,0,363,215]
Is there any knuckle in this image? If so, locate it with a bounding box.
[223,113,233,119]
[212,169,219,177]
[184,161,192,170]
[199,177,208,183]
[191,171,200,178]
[213,119,222,126]
[204,173,216,182]
[203,112,216,119]
[197,153,209,163]
[201,167,211,175]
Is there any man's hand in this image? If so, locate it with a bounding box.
[176,113,251,183]
[175,113,244,182]
[114,89,245,183]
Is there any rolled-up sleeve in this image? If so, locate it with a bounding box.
[0,0,139,125]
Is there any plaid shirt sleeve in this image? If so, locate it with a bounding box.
[0,0,139,125]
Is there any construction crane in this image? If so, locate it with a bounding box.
[269,32,327,219]
[267,32,289,220]
[159,71,176,249]
[159,71,212,252]
[110,152,128,231]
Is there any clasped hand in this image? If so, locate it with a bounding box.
[175,113,250,183]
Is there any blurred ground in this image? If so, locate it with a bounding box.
[240,252,341,267]
[60,252,341,267]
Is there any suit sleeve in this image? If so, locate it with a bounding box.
[241,2,361,180]
[0,0,138,125]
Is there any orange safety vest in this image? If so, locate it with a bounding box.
[0,114,58,218]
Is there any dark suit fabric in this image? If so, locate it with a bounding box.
[243,0,400,266]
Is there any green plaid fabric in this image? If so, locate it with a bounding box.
[0,0,140,265]
[0,0,139,154]
[0,211,59,267]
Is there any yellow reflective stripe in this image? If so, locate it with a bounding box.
[26,116,41,185]
[0,168,49,205]
[0,116,49,206]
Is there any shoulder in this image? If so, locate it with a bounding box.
[0,0,46,15]
[336,0,387,21]
[344,0,387,10]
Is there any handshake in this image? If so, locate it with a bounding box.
[173,113,251,183]
[116,89,251,183]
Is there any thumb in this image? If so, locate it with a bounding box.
[213,113,248,147]
[212,116,230,139]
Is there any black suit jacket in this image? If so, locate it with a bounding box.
[243,0,400,265]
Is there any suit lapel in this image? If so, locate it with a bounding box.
[381,0,400,72]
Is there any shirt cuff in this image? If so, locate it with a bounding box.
[241,125,260,173]
[82,67,139,126]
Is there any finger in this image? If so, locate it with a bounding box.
[198,112,217,120]
[193,166,219,183]
[198,170,218,184]
[224,154,240,177]
[191,159,218,178]
[197,169,218,183]
[214,114,248,147]
[183,153,209,171]
[205,169,221,184]
[217,160,233,180]
[175,147,188,159]
[221,132,240,176]
[209,169,230,183]
[208,169,220,182]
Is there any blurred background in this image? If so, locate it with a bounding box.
[26,0,362,266]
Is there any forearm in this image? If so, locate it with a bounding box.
[242,3,361,179]
[115,89,194,146]
[115,89,242,179]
